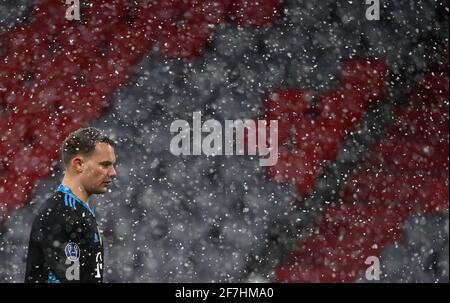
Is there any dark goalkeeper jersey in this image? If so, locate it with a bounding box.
[25,184,104,283]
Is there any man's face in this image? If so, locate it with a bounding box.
[79,142,117,195]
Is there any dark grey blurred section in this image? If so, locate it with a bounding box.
[0,0,35,28]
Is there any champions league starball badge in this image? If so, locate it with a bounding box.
[64,242,80,262]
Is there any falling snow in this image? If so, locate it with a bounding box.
[0,0,448,283]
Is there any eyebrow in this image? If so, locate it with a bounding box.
[99,161,116,166]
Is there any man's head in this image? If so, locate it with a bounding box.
[62,127,117,195]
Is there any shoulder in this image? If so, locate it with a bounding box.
[30,192,84,243]
[33,191,81,228]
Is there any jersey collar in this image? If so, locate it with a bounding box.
[56,184,96,218]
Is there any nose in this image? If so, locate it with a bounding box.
[109,166,117,178]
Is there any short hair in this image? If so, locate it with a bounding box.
[62,127,115,166]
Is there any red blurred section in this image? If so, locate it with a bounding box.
[275,49,449,283]
[229,0,282,27]
[264,59,388,197]
[158,0,228,59]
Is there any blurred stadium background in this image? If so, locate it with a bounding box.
[0,0,448,282]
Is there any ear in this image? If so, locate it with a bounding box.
[71,156,85,173]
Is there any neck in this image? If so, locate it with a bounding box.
[61,176,90,205]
